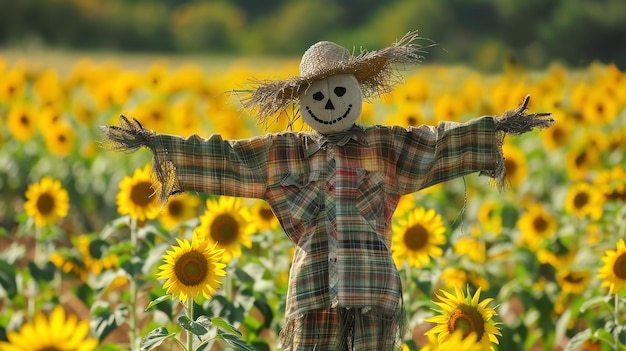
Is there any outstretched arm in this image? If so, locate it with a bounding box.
[100,115,272,203]
[393,95,553,195]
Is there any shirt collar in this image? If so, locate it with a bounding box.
[304,125,368,158]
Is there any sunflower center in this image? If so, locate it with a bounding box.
[404,224,429,251]
[573,192,589,209]
[504,159,517,175]
[564,273,585,284]
[613,253,626,279]
[447,304,485,340]
[575,151,588,168]
[407,116,418,126]
[532,216,548,233]
[259,207,274,221]
[552,127,565,144]
[596,103,604,115]
[36,193,56,215]
[168,200,184,217]
[130,181,154,206]
[174,251,209,286]
[58,134,67,143]
[20,114,29,126]
[210,213,239,245]
[38,347,62,351]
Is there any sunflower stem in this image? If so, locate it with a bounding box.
[614,293,620,349]
[129,217,139,351]
[187,297,194,351]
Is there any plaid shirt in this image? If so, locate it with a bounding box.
[153,117,500,319]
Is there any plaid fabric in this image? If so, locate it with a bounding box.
[152,116,501,341]
[279,307,399,351]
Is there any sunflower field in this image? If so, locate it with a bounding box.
[0,53,625,351]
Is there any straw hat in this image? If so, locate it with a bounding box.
[237,30,428,128]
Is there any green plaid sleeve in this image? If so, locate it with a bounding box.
[393,116,504,195]
[153,133,273,199]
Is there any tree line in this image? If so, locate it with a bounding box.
[1,0,625,70]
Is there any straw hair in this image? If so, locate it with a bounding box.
[235,30,429,129]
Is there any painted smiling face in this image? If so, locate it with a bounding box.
[300,74,363,134]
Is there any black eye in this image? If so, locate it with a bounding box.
[334,87,346,97]
[313,91,324,101]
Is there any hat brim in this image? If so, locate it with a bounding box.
[234,31,429,128]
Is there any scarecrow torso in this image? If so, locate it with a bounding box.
[265,129,403,317]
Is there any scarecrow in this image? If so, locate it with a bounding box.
[101,32,553,350]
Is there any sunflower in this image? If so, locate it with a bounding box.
[565,144,600,181]
[539,109,571,151]
[439,267,490,291]
[425,287,501,351]
[24,176,70,228]
[196,196,256,263]
[477,200,502,236]
[131,98,171,133]
[433,93,465,122]
[0,305,98,351]
[43,121,76,157]
[159,193,201,231]
[157,231,226,302]
[112,71,142,106]
[502,143,528,188]
[49,251,89,282]
[171,97,203,137]
[582,90,619,126]
[564,182,604,220]
[420,329,482,351]
[116,165,161,222]
[76,235,119,276]
[0,68,26,102]
[597,238,626,294]
[557,268,591,296]
[593,165,626,202]
[453,234,486,263]
[383,102,425,128]
[516,204,558,250]
[391,207,446,268]
[7,101,38,142]
[536,239,577,269]
[252,200,280,232]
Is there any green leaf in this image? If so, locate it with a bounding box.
[94,270,127,298]
[140,327,175,351]
[145,295,172,311]
[142,242,169,276]
[121,257,143,277]
[211,316,242,336]
[592,328,619,348]
[218,332,255,351]
[564,329,592,351]
[90,302,128,342]
[27,261,56,282]
[178,315,208,336]
[579,295,611,313]
[0,259,17,299]
[249,340,271,351]
[89,239,110,259]
[252,298,274,330]
[403,339,419,351]
[100,216,131,239]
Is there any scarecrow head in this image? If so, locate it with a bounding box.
[238,31,427,133]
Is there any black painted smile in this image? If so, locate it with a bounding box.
[305,104,352,125]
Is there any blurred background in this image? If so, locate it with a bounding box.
[1,0,626,71]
